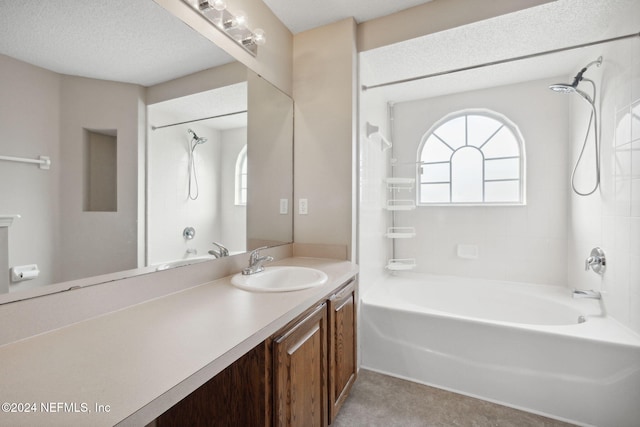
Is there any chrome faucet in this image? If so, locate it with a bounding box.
[208,242,229,258]
[242,247,273,275]
[572,289,602,300]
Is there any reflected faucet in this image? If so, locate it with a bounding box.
[208,242,229,258]
[242,247,273,275]
[572,289,602,300]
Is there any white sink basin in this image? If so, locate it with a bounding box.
[231,266,328,292]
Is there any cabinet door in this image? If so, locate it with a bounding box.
[273,303,328,427]
[156,343,268,427]
[328,280,357,423]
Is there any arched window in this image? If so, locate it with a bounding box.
[235,145,247,206]
[417,109,525,205]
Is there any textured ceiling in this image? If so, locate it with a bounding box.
[262,0,434,34]
[361,0,640,103]
[0,0,234,86]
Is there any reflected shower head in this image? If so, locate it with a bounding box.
[187,128,207,144]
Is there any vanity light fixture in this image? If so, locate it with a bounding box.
[183,0,266,56]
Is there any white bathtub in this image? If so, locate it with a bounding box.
[361,272,640,427]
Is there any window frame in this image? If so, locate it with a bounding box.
[416,108,526,207]
[234,145,247,206]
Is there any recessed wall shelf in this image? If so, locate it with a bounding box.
[385,227,416,239]
[385,200,416,211]
[386,258,417,271]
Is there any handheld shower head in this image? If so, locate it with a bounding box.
[186,129,207,200]
[187,128,207,144]
[548,56,602,95]
[549,83,593,103]
[548,83,576,94]
[548,57,602,197]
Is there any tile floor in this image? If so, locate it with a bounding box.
[332,369,576,427]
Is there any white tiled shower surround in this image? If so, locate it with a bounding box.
[391,78,569,287]
[568,36,640,334]
[360,37,640,335]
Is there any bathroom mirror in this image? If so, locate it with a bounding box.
[0,0,293,303]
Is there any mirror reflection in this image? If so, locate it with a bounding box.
[0,0,293,303]
[148,83,249,266]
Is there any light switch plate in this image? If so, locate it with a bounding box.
[299,198,308,215]
[279,198,288,214]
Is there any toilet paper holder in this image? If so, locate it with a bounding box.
[10,264,40,283]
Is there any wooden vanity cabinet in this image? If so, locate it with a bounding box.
[328,280,357,423]
[156,342,269,427]
[273,303,328,427]
[271,278,357,426]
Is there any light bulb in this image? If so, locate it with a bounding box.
[212,0,226,11]
[253,28,266,46]
[212,15,224,27]
[234,11,247,29]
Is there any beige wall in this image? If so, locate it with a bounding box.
[59,76,144,282]
[146,61,247,105]
[247,71,294,248]
[292,19,357,259]
[0,55,143,291]
[0,55,61,292]
[357,0,554,52]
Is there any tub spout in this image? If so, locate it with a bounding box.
[572,289,601,299]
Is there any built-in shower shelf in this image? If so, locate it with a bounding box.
[385,227,416,239]
[385,177,415,191]
[385,200,416,211]
[386,258,416,271]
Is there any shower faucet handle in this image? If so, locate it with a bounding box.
[584,247,605,274]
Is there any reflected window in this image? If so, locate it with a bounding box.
[417,109,525,205]
[235,145,247,206]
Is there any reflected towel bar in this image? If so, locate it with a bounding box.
[0,155,51,170]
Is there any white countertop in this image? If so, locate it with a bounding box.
[0,257,358,427]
